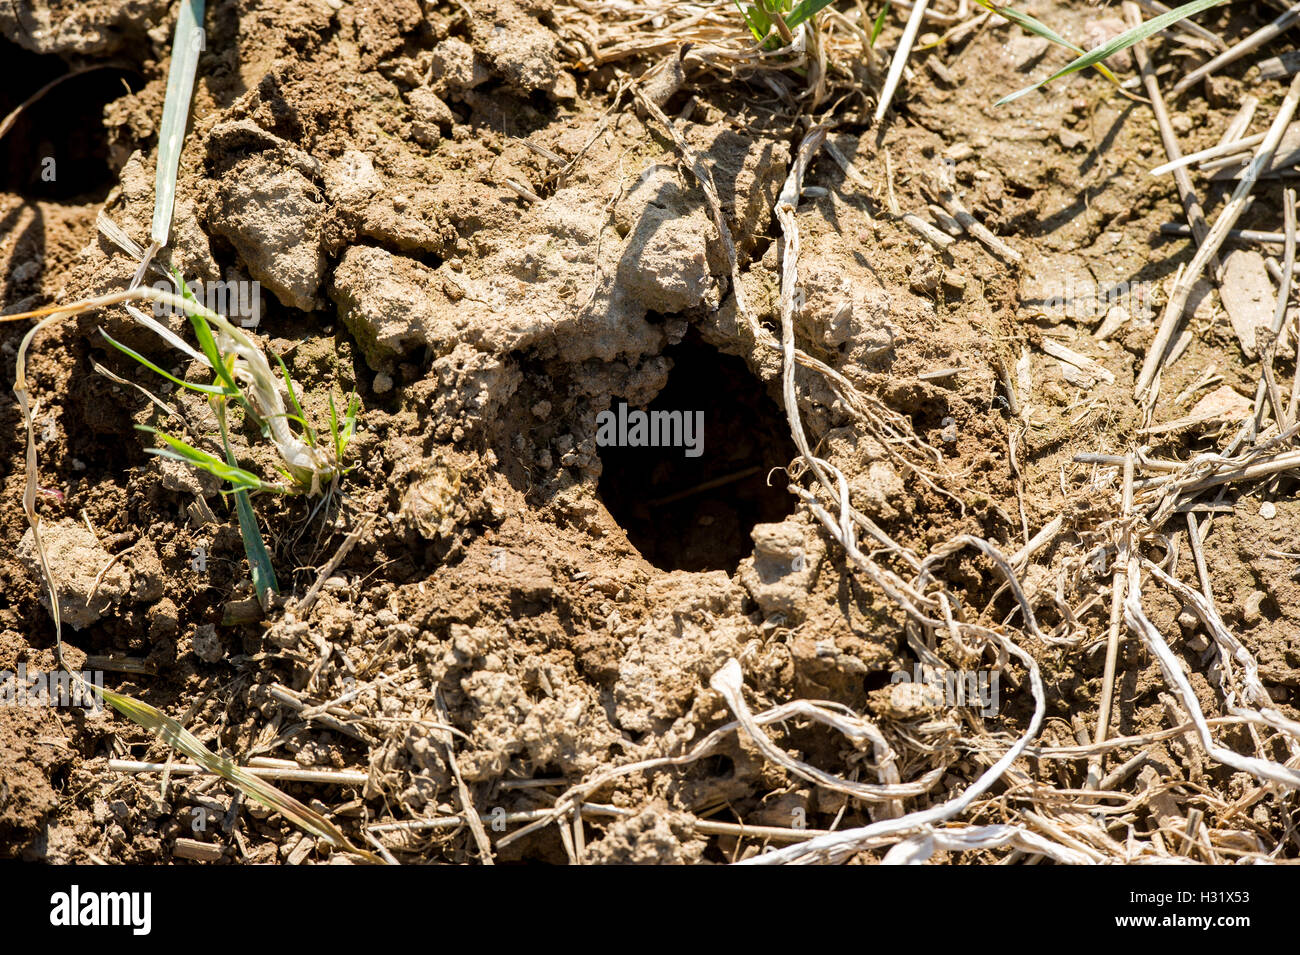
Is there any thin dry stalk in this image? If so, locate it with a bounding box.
[1090,455,1134,787]
[1251,188,1296,432]
[875,0,931,123]
[1136,72,1300,404]
[1129,0,1216,254]
[928,161,1022,263]
[1148,131,1265,178]
[1171,2,1300,97]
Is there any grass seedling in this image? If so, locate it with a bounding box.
[125,279,356,602]
[869,2,891,48]
[9,293,376,862]
[985,0,1230,104]
[110,272,353,489]
[10,283,359,605]
[3,0,375,861]
[328,390,361,465]
[733,0,844,48]
[735,0,793,46]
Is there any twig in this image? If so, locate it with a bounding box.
[85,655,157,676]
[902,212,955,249]
[1136,0,1228,49]
[1252,188,1296,433]
[502,178,541,203]
[108,760,369,785]
[1128,2,1215,255]
[435,690,495,865]
[0,66,114,143]
[1171,2,1300,97]
[369,803,833,843]
[1216,96,1259,148]
[1136,73,1300,403]
[1099,746,1154,791]
[876,0,931,124]
[296,516,374,615]
[1185,511,1214,606]
[1160,222,1284,244]
[648,465,761,506]
[267,684,370,743]
[172,838,225,862]
[929,162,1022,263]
[1148,131,1265,177]
[1090,454,1134,788]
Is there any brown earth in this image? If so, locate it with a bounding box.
[1,0,1298,864]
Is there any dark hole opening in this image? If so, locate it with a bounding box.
[704,754,735,779]
[598,331,798,574]
[0,41,139,200]
[863,670,894,693]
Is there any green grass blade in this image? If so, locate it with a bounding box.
[996,0,1230,104]
[145,441,268,494]
[975,1,1082,53]
[140,426,280,495]
[99,328,227,396]
[214,405,279,601]
[152,0,206,248]
[124,303,210,367]
[263,411,313,432]
[328,392,342,461]
[180,306,239,396]
[167,269,241,394]
[329,392,360,462]
[733,0,772,41]
[976,1,1122,91]
[343,394,360,451]
[869,2,891,47]
[787,0,838,30]
[232,486,278,602]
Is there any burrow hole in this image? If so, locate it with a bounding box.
[0,40,139,200]
[598,331,799,574]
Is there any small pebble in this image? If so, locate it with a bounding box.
[1260,501,1277,520]
[1058,128,1087,150]
[1242,591,1267,628]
